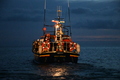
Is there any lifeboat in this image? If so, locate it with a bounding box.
[32,0,80,63]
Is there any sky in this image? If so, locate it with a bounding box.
[0,0,120,47]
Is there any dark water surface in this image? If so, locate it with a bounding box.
[0,47,120,80]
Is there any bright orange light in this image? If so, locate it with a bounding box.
[43,27,46,31]
[52,20,59,24]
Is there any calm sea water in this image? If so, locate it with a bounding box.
[0,47,120,80]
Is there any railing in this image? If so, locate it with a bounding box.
[49,42,70,52]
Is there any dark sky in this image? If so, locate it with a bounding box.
[0,0,120,47]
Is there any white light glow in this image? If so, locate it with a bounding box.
[56,25,59,28]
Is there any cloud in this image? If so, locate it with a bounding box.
[71,7,120,16]
[0,7,57,22]
[72,7,91,14]
[70,1,120,30]
[71,0,120,16]
[0,0,58,22]
[74,19,120,29]
[0,8,44,22]
[73,35,120,41]
[5,14,42,22]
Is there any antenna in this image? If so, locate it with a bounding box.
[57,6,62,21]
[68,0,72,36]
[43,0,46,34]
[44,0,46,27]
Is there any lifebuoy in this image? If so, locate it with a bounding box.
[69,42,77,51]
[42,42,50,51]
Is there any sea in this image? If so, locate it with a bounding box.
[0,46,120,80]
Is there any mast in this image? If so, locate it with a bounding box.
[43,0,46,34]
[44,0,46,26]
[57,6,62,21]
[68,0,72,37]
[55,6,62,42]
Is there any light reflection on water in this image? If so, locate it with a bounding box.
[33,62,120,80]
[53,68,67,76]
[33,62,97,79]
[36,64,70,77]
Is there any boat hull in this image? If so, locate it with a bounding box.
[34,53,79,63]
